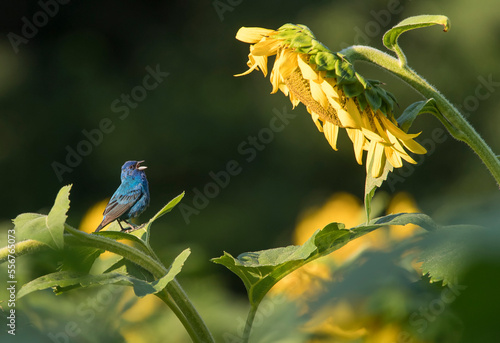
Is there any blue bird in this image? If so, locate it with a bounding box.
[95,160,150,232]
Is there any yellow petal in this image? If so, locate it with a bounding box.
[379,114,421,140]
[402,138,427,155]
[297,54,319,81]
[253,54,268,77]
[398,151,417,164]
[371,142,386,178]
[385,146,403,168]
[361,127,384,143]
[234,65,259,77]
[269,50,283,94]
[236,27,274,43]
[382,116,427,155]
[386,131,409,155]
[346,128,365,165]
[311,112,323,132]
[373,114,392,144]
[365,140,377,174]
[323,121,339,150]
[327,95,342,113]
[387,134,417,164]
[336,108,354,128]
[345,98,363,128]
[288,91,300,108]
[279,49,298,79]
[279,83,289,96]
[234,48,268,77]
[310,80,329,109]
[321,79,340,99]
[252,38,282,56]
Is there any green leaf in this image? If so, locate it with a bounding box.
[14,185,72,249]
[398,98,440,132]
[383,15,450,65]
[104,257,155,282]
[419,226,480,286]
[383,15,450,52]
[375,87,396,112]
[289,34,313,51]
[212,213,437,307]
[19,248,190,298]
[343,82,364,98]
[135,248,190,297]
[61,245,104,273]
[364,86,382,112]
[149,192,185,224]
[315,51,338,71]
[142,192,185,244]
[356,93,368,112]
[309,39,328,55]
[335,58,356,84]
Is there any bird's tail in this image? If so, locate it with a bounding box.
[95,223,104,232]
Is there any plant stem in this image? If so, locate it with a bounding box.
[1,226,214,342]
[4,225,213,343]
[64,226,215,343]
[167,279,215,343]
[155,289,197,341]
[0,239,47,263]
[242,303,259,343]
[341,45,500,186]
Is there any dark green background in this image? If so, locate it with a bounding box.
[2,0,499,258]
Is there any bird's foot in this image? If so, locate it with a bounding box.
[121,223,146,233]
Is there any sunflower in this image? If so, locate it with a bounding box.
[235,25,427,177]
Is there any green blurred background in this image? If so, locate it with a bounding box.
[1,0,500,342]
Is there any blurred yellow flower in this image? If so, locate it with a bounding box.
[119,288,163,323]
[294,193,363,245]
[235,25,427,177]
[79,199,109,233]
[303,300,367,341]
[271,260,332,312]
[119,289,164,343]
[79,199,133,259]
[271,191,427,342]
[294,192,389,266]
[387,192,424,241]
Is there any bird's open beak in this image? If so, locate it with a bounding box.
[136,160,147,170]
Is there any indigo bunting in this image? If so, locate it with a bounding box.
[95,160,150,232]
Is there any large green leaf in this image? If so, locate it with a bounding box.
[419,226,481,286]
[383,15,450,53]
[61,245,104,274]
[14,185,72,249]
[148,191,185,224]
[212,213,437,306]
[142,191,185,244]
[18,248,190,298]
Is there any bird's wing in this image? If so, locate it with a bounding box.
[102,184,142,221]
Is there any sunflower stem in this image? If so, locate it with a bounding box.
[341,45,500,187]
[242,303,259,343]
[61,225,215,343]
[0,239,47,263]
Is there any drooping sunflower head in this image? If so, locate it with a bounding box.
[235,24,427,178]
